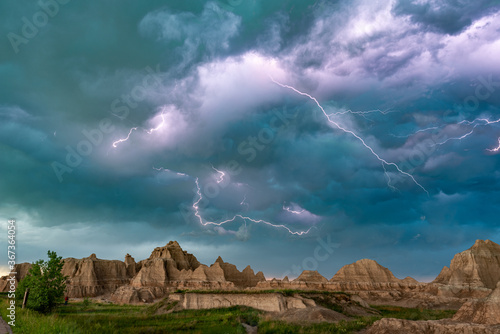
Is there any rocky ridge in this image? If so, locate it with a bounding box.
[1,239,500,313]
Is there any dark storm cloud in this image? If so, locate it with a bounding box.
[1,0,500,279]
[393,0,500,35]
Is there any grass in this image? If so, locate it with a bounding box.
[258,317,377,334]
[371,305,456,321]
[0,297,256,334]
[0,294,457,334]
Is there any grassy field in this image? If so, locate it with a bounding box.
[0,292,457,334]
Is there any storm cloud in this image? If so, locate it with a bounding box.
[1,0,500,280]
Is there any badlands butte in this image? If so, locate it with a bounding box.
[2,239,500,332]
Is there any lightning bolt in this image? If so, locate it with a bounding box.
[112,127,138,148]
[487,137,500,152]
[153,166,189,177]
[192,178,312,236]
[390,116,500,155]
[151,167,313,236]
[112,110,166,148]
[146,112,166,134]
[382,164,398,192]
[211,165,226,184]
[271,77,429,195]
[283,204,305,215]
[240,194,249,210]
[391,126,440,138]
[429,117,500,147]
[331,108,395,116]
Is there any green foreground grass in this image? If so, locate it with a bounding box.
[0,293,456,334]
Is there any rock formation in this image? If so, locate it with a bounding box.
[366,318,500,334]
[433,239,500,289]
[0,262,31,291]
[214,256,266,288]
[163,291,374,317]
[1,241,265,300]
[62,253,134,297]
[2,238,500,313]
[293,270,328,283]
[330,259,400,283]
[124,254,136,277]
[453,282,500,325]
[366,282,500,333]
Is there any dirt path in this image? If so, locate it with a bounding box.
[241,323,258,334]
[0,316,13,334]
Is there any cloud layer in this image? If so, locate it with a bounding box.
[1,0,500,280]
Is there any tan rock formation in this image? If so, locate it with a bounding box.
[110,286,155,304]
[62,254,132,297]
[124,254,136,277]
[130,242,233,294]
[401,276,418,284]
[149,241,201,270]
[331,259,400,283]
[366,318,500,334]
[433,239,500,289]
[214,256,266,288]
[0,263,31,291]
[293,270,328,283]
[452,282,500,325]
[168,292,320,313]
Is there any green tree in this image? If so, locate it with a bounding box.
[16,250,67,313]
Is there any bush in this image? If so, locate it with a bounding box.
[16,250,68,313]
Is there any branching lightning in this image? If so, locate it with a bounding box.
[150,167,313,236]
[396,117,500,149]
[271,77,429,195]
[192,178,312,236]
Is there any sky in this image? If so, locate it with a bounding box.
[1,0,500,281]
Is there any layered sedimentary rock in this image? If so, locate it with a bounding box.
[331,259,400,283]
[3,238,500,310]
[214,256,266,288]
[366,318,500,334]
[453,282,500,325]
[62,253,133,298]
[124,254,136,277]
[294,270,328,283]
[165,291,373,316]
[129,241,233,296]
[256,262,458,308]
[433,239,500,289]
[110,286,155,304]
[170,292,305,312]
[0,241,263,299]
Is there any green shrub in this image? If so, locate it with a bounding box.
[16,250,68,313]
